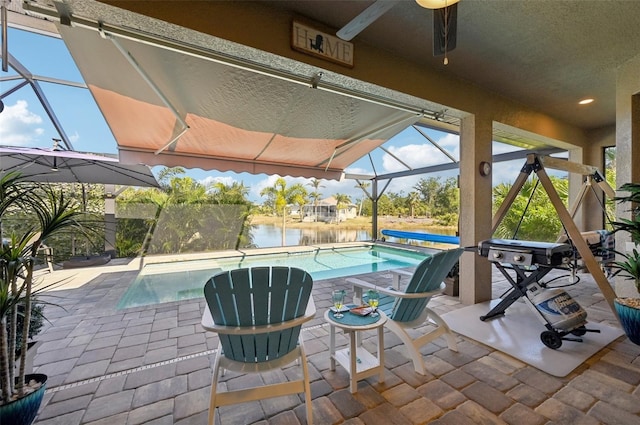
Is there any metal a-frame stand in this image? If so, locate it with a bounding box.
[492,154,619,318]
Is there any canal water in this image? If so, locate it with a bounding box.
[250,224,457,249]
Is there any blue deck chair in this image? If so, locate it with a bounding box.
[202,266,315,425]
[347,248,463,375]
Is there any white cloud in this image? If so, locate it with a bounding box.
[492,160,524,186]
[69,131,80,144]
[342,145,459,200]
[199,175,237,188]
[382,133,460,173]
[0,100,45,146]
[493,141,522,155]
[437,133,460,151]
[343,166,372,176]
[387,175,424,195]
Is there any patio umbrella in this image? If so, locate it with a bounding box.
[0,146,159,187]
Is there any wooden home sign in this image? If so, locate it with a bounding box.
[291,21,354,68]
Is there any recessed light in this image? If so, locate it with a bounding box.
[578,98,594,105]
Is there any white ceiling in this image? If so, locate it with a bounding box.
[264,0,640,130]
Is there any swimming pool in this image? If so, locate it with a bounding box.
[116,243,430,309]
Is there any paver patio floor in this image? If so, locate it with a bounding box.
[29,256,640,425]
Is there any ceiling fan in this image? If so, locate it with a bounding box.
[336,0,459,64]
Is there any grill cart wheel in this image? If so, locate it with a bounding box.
[540,330,562,349]
[570,326,587,336]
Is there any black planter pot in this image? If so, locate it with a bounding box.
[614,298,640,345]
[0,373,47,425]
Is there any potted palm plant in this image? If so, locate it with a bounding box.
[0,172,86,424]
[9,302,45,376]
[610,182,640,345]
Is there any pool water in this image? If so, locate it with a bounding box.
[117,244,429,309]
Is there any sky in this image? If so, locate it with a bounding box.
[0,27,547,204]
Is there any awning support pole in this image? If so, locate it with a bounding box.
[320,113,422,170]
[412,124,458,164]
[104,31,189,154]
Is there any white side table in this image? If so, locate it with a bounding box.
[324,309,387,393]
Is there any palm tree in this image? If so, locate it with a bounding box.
[492,176,568,241]
[408,191,420,218]
[207,181,254,249]
[334,193,352,224]
[117,168,255,255]
[414,177,440,217]
[157,166,186,184]
[355,181,371,216]
[307,178,325,221]
[137,174,209,254]
[210,181,250,205]
[260,178,308,245]
[604,147,617,228]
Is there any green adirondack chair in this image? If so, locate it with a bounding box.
[348,248,463,375]
[202,266,316,425]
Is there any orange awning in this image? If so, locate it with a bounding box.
[58,23,420,180]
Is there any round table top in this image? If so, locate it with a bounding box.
[324,308,387,331]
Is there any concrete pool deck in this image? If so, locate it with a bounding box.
[29,256,640,424]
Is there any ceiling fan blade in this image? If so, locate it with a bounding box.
[336,1,396,41]
[433,3,458,56]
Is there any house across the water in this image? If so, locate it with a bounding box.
[302,196,357,223]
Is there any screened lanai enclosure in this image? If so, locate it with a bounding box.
[1,16,575,264]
